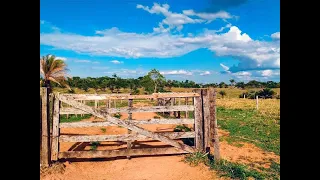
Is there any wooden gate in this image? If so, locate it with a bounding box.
[40,88,220,166]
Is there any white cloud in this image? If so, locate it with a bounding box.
[220,63,232,74]
[92,61,100,64]
[183,9,232,23]
[199,71,211,76]
[74,60,91,63]
[234,71,252,76]
[55,56,67,61]
[40,20,60,32]
[40,3,279,73]
[104,68,147,77]
[259,69,280,77]
[220,63,229,71]
[92,66,109,70]
[160,70,193,76]
[110,60,123,64]
[271,32,280,40]
[137,3,231,32]
[261,70,273,77]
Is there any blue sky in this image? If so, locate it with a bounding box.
[40,0,280,83]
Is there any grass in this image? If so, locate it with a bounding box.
[100,128,106,133]
[216,98,280,121]
[217,107,280,155]
[60,114,92,123]
[184,152,279,180]
[53,87,280,99]
[113,113,122,119]
[90,141,100,151]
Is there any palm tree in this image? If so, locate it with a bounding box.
[40,54,70,93]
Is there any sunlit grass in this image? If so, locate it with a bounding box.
[216,98,280,121]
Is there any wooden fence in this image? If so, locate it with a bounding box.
[40,88,220,167]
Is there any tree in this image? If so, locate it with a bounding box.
[219,90,226,98]
[166,80,173,90]
[229,79,235,86]
[219,82,228,88]
[140,75,154,94]
[147,69,165,93]
[235,82,245,89]
[40,54,70,93]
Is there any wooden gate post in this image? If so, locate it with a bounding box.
[201,89,210,152]
[40,87,50,167]
[209,88,220,160]
[51,93,60,161]
[193,89,204,152]
[127,99,133,159]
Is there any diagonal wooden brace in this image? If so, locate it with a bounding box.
[58,95,196,153]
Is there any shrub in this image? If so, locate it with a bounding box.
[219,90,227,98]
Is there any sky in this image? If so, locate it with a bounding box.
[40,0,280,83]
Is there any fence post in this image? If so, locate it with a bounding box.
[170,98,174,116]
[127,99,133,159]
[193,89,204,152]
[40,93,42,164]
[256,96,259,110]
[173,98,177,117]
[202,89,210,152]
[40,87,50,167]
[185,97,188,118]
[209,88,220,160]
[51,93,60,161]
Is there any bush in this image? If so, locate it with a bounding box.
[219,90,226,98]
[257,88,275,99]
[68,88,75,93]
[131,89,140,95]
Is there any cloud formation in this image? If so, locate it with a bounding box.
[271,32,280,40]
[137,3,232,32]
[110,60,124,64]
[199,71,211,76]
[40,3,279,76]
[160,70,193,76]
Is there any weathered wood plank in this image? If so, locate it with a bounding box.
[59,94,131,101]
[60,93,199,101]
[108,105,194,114]
[127,99,133,159]
[60,132,195,142]
[185,97,188,118]
[107,93,200,100]
[202,89,210,151]
[209,88,220,160]
[193,89,204,151]
[58,95,196,153]
[40,87,50,167]
[51,93,60,161]
[59,147,188,159]
[60,105,194,114]
[60,118,195,128]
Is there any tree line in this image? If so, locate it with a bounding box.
[40,54,280,95]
